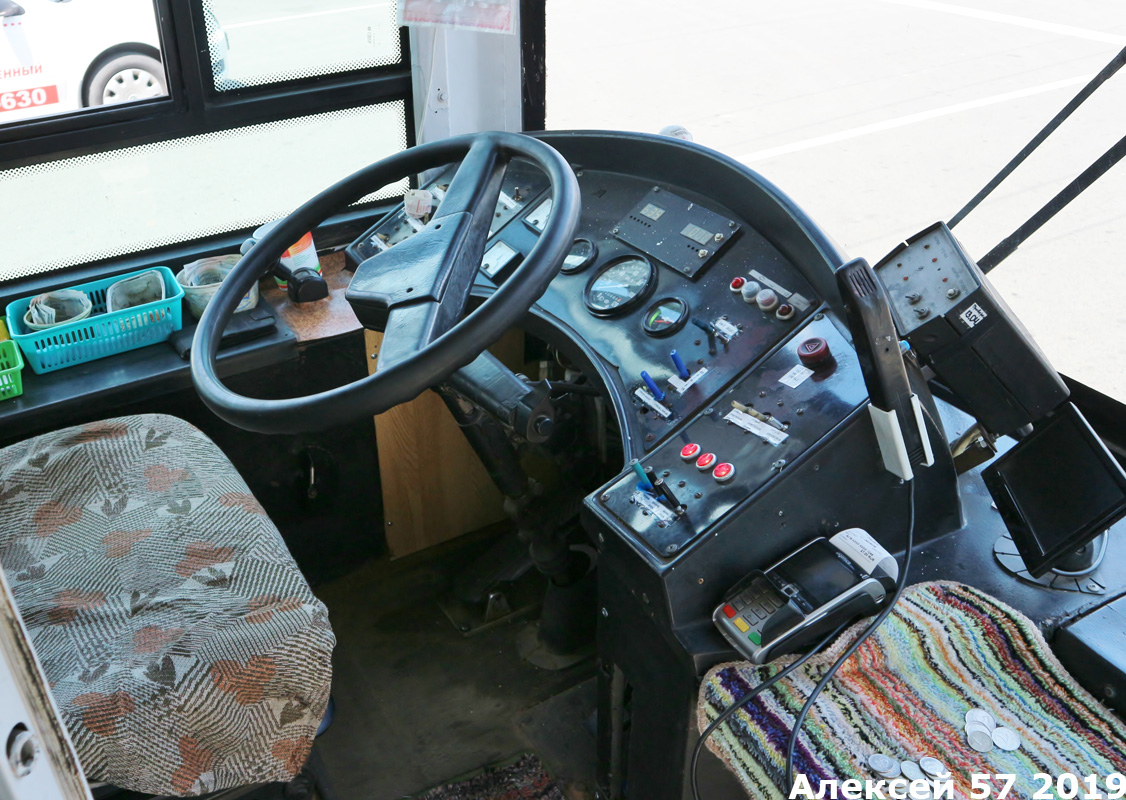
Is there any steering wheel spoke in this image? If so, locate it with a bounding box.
[345,138,509,347]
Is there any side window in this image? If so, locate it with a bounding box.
[0,0,412,283]
[1,0,167,124]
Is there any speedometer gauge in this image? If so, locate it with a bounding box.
[642,297,689,337]
[584,255,657,317]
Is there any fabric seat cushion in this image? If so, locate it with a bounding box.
[697,582,1126,799]
[0,414,335,796]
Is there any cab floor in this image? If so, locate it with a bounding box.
[310,529,599,799]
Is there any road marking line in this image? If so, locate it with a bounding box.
[874,0,1126,45]
[224,3,392,30]
[736,75,1091,164]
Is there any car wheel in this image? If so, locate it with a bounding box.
[85,53,167,107]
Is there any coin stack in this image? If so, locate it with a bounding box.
[867,754,950,783]
[964,708,1022,753]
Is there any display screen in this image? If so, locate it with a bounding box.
[984,403,1126,577]
[774,540,863,608]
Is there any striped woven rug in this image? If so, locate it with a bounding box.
[698,582,1126,799]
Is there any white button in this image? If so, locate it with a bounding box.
[756,289,779,311]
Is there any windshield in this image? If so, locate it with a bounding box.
[547,0,1126,402]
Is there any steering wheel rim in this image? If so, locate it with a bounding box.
[190,131,580,434]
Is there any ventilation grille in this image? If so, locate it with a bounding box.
[844,264,878,298]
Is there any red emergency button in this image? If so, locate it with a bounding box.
[798,336,831,367]
[696,452,717,471]
[722,604,737,618]
[680,442,701,461]
[729,276,746,292]
[713,462,736,482]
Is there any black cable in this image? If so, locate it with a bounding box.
[949,44,1126,229]
[690,623,849,800]
[977,132,1126,272]
[784,479,917,794]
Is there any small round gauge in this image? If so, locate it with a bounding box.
[584,255,657,317]
[561,238,598,274]
[642,297,689,337]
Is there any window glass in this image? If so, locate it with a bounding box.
[0,100,408,279]
[203,0,402,92]
[0,0,166,125]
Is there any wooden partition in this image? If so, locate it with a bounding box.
[365,330,525,557]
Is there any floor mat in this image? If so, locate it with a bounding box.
[415,754,565,800]
[698,581,1126,799]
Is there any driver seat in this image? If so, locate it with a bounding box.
[0,414,335,796]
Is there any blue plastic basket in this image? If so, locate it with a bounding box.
[6,267,184,374]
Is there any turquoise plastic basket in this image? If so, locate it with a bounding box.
[6,267,184,375]
[0,339,24,400]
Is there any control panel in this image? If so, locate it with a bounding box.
[594,315,868,557]
[873,222,1068,436]
[344,159,552,270]
[475,168,824,453]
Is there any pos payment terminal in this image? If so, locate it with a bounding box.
[713,529,899,664]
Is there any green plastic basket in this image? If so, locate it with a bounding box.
[0,339,25,401]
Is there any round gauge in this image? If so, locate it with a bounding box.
[561,238,598,275]
[642,297,689,337]
[584,255,657,317]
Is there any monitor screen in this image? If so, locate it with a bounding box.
[776,540,863,608]
[984,403,1126,577]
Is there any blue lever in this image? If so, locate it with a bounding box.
[640,371,665,402]
[671,350,690,380]
[630,459,654,492]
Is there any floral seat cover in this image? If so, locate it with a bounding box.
[0,415,335,796]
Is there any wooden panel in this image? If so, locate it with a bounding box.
[366,329,524,557]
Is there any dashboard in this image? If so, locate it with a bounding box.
[345,132,960,586]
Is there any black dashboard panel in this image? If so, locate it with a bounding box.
[480,168,823,452]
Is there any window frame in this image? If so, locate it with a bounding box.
[0,0,414,167]
[0,0,549,302]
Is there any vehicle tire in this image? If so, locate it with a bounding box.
[85,53,167,107]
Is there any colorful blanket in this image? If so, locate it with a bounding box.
[698,582,1126,799]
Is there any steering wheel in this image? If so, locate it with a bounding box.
[191,132,581,434]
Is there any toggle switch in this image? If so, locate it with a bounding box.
[691,317,718,355]
[640,371,666,402]
[630,459,653,491]
[653,478,686,515]
[671,350,690,380]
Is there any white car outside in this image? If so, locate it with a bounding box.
[0,0,166,124]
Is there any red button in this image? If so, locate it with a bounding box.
[713,462,736,482]
[776,303,795,321]
[729,276,746,292]
[680,442,701,460]
[798,336,831,367]
[723,604,737,618]
[696,452,717,470]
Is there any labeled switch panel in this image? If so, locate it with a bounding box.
[613,189,741,279]
[596,316,868,557]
